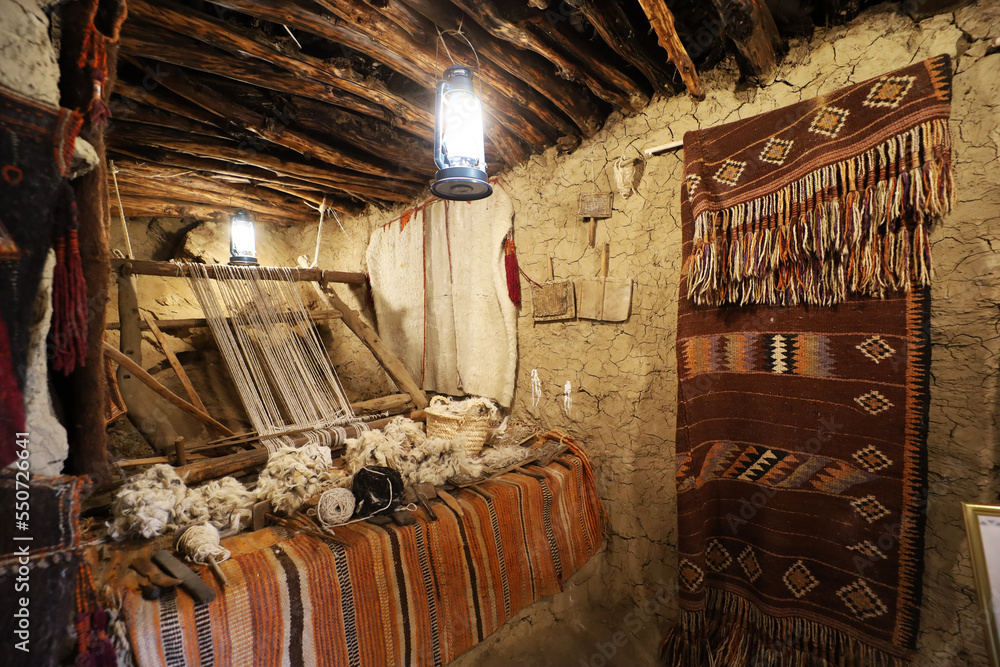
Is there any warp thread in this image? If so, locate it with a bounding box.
[317,487,355,527]
[176,523,230,564]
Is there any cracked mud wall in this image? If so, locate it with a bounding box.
[354,3,1000,664]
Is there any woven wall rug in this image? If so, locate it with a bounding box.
[662,55,953,666]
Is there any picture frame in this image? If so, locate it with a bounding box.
[963,502,1000,666]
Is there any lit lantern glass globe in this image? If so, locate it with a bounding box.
[229,210,258,266]
[431,65,493,201]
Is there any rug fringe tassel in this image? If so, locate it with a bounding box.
[686,118,955,306]
[661,589,909,667]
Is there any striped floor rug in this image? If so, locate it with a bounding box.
[119,451,604,667]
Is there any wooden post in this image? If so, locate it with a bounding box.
[103,343,235,437]
[142,312,207,412]
[319,283,429,410]
[636,0,704,99]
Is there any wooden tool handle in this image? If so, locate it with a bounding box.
[601,243,609,279]
[589,219,597,248]
[547,255,555,281]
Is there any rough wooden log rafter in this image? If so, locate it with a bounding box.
[709,0,784,77]
[636,0,705,98]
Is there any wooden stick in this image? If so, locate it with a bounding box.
[103,343,235,436]
[351,394,412,414]
[636,0,704,99]
[319,284,429,410]
[142,312,207,411]
[108,309,344,331]
[110,258,366,285]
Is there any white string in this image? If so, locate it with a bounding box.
[531,369,541,408]
[109,160,133,259]
[183,264,364,454]
[563,381,573,418]
[309,196,325,269]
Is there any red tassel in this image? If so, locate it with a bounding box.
[503,235,521,308]
[0,316,26,470]
[88,69,111,127]
[51,186,88,375]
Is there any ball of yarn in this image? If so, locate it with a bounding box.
[317,487,355,527]
[176,523,230,564]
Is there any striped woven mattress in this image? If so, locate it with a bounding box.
[118,450,604,667]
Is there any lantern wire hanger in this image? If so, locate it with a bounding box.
[430,23,492,201]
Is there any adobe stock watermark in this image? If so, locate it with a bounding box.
[726,413,844,535]
[10,432,33,653]
[578,579,677,667]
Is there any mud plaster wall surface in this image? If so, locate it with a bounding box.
[350,4,1000,665]
[105,214,394,442]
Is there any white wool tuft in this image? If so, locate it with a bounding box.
[108,464,190,541]
[254,444,337,515]
[479,444,534,471]
[183,477,256,532]
[345,417,482,486]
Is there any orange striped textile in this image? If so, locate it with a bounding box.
[120,452,604,667]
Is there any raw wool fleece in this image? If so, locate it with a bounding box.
[254,443,339,515]
[108,464,191,540]
[345,417,483,486]
[109,466,256,540]
[366,184,518,406]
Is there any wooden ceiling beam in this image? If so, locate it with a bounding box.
[112,74,224,128]
[709,0,784,77]
[397,0,603,136]
[108,152,365,214]
[446,0,649,111]
[309,0,565,148]
[108,123,422,202]
[112,193,311,227]
[107,97,221,137]
[126,0,434,137]
[636,0,704,99]
[125,58,427,184]
[566,1,681,95]
[202,0,547,157]
[358,0,433,44]
[120,22,393,132]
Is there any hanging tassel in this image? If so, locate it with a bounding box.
[88,70,112,127]
[503,230,521,307]
[74,559,117,667]
[0,316,26,470]
[51,182,88,375]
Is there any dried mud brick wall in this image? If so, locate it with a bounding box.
[354,4,1000,664]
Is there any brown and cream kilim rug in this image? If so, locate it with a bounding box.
[662,55,954,666]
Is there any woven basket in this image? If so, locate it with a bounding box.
[425,397,492,457]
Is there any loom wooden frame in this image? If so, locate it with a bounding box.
[963,502,1000,666]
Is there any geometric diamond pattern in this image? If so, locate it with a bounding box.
[853,445,893,472]
[855,390,893,416]
[863,75,916,109]
[679,558,705,592]
[782,560,819,598]
[851,495,890,523]
[738,546,762,583]
[714,159,747,187]
[847,540,887,561]
[685,174,701,197]
[808,106,850,138]
[856,335,896,364]
[759,137,794,165]
[706,539,733,572]
[837,579,889,619]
